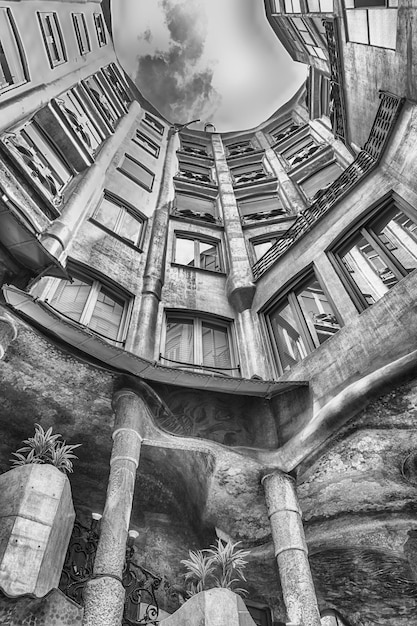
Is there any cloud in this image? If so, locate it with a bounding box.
[134,0,221,125]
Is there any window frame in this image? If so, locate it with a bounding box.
[329,199,417,311]
[133,130,160,157]
[161,312,238,375]
[72,13,90,55]
[37,12,66,68]
[143,113,164,136]
[250,233,284,263]
[93,13,107,47]
[265,270,342,375]
[44,264,133,345]
[118,153,155,191]
[0,7,28,95]
[90,191,147,249]
[173,232,224,273]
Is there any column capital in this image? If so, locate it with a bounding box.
[112,387,143,409]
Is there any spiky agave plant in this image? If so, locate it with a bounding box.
[10,423,81,474]
[180,539,250,598]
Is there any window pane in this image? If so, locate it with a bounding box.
[89,287,124,340]
[175,237,195,267]
[297,279,340,347]
[120,155,154,190]
[118,210,142,245]
[300,162,343,199]
[165,320,194,363]
[50,277,91,322]
[372,209,417,274]
[339,234,393,304]
[0,8,26,90]
[84,75,118,127]
[94,197,119,231]
[199,241,220,271]
[254,239,278,260]
[59,90,102,152]
[270,300,308,371]
[202,323,231,369]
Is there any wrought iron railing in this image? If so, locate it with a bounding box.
[252,91,404,280]
[323,19,347,144]
[59,518,161,625]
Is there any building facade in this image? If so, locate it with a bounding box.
[0,1,417,625]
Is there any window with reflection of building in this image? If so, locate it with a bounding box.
[333,205,417,309]
[162,315,236,375]
[174,235,222,272]
[267,274,341,372]
[91,192,145,247]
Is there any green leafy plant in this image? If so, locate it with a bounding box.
[180,539,250,598]
[10,424,81,474]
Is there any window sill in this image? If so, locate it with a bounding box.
[89,219,144,252]
[170,262,226,276]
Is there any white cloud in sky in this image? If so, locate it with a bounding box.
[112,0,306,131]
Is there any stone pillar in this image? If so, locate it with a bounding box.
[0,312,17,359]
[210,133,270,380]
[82,389,146,626]
[40,101,142,260]
[133,129,179,359]
[261,472,321,626]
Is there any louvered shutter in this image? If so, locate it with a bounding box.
[49,277,91,322]
[165,320,194,364]
[202,323,231,369]
[88,287,124,341]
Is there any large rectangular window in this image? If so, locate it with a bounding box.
[133,130,159,157]
[93,13,107,47]
[174,234,222,272]
[267,273,341,372]
[118,154,154,191]
[332,204,417,309]
[0,8,27,94]
[72,13,90,55]
[83,74,120,130]
[47,269,131,344]
[143,113,164,136]
[38,12,66,68]
[91,192,146,247]
[162,315,236,374]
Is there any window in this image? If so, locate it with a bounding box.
[38,12,66,68]
[162,314,237,375]
[288,18,328,59]
[91,192,145,247]
[143,113,164,136]
[231,162,268,186]
[0,8,27,94]
[172,193,217,223]
[306,0,334,10]
[284,0,302,12]
[133,130,159,157]
[226,140,255,157]
[72,14,90,55]
[344,2,397,48]
[252,235,282,261]
[118,154,154,191]
[177,162,213,185]
[83,74,120,130]
[271,119,302,143]
[2,120,72,206]
[180,140,208,157]
[55,88,104,155]
[280,134,321,167]
[47,268,131,344]
[332,204,417,310]
[174,235,222,272]
[299,161,343,200]
[94,13,107,46]
[102,64,131,109]
[267,273,341,372]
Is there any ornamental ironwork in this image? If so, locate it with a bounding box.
[252,91,404,280]
[59,518,161,625]
[323,19,347,144]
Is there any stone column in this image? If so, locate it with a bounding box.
[261,471,321,626]
[82,389,146,626]
[0,312,17,360]
[210,132,270,380]
[133,129,179,359]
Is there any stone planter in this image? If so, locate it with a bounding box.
[160,588,256,626]
[0,464,75,597]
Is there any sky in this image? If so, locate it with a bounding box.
[112,0,307,132]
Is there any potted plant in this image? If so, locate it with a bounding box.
[0,425,80,597]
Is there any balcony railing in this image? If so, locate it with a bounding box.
[170,205,223,225]
[175,169,213,185]
[233,170,273,186]
[252,91,404,280]
[227,144,256,157]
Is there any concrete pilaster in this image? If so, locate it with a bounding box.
[262,472,321,626]
[210,133,270,379]
[255,131,306,216]
[40,101,142,259]
[0,313,18,360]
[82,388,146,626]
[133,130,179,359]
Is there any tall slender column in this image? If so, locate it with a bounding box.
[133,129,179,359]
[262,471,321,626]
[82,389,147,626]
[40,101,142,259]
[0,312,18,360]
[210,132,270,379]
